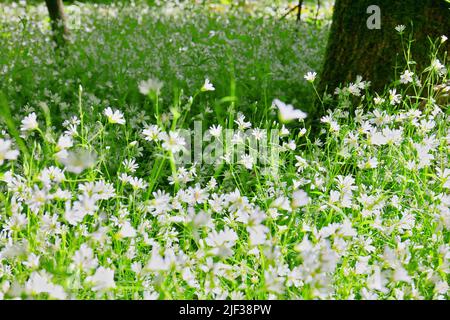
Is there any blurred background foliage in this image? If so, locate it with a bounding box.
[0,0,333,129]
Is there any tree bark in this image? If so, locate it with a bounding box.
[45,0,69,48]
[297,0,304,22]
[319,0,450,95]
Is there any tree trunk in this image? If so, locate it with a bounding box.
[297,0,304,22]
[45,0,69,48]
[319,0,450,95]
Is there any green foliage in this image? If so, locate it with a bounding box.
[0,1,328,129]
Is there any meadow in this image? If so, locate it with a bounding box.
[0,1,448,300]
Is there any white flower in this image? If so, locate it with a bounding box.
[392,266,411,283]
[38,166,65,187]
[201,78,215,92]
[374,96,385,105]
[298,128,307,137]
[400,70,414,84]
[208,124,222,138]
[248,223,269,246]
[205,228,238,258]
[142,125,162,142]
[294,155,308,172]
[138,77,163,95]
[347,83,362,96]
[21,112,38,132]
[25,271,67,299]
[72,244,98,272]
[283,140,296,150]
[273,99,307,123]
[434,281,449,295]
[160,131,186,153]
[438,168,450,189]
[367,267,388,293]
[239,154,255,170]
[336,175,357,194]
[234,113,252,130]
[104,107,125,125]
[441,35,448,43]
[430,59,447,76]
[5,212,28,232]
[358,157,378,169]
[304,71,317,82]
[0,138,19,165]
[383,127,403,145]
[355,256,370,275]
[64,194,98,225]
[186,184,209,205]
[53,188,72,201]
[64,205,85,226]
[338,219,357,237]
[270,196,291,211]
[23,253,40,269]
[144,246,171,272]
[321,115,340,133]
[395,25,406,33]
[117,220,137,238]
[148,190,171,215]
[291,189,309,209]
[55,149,69,161]
[389,89,401,105]
[280,125,290,136]
[56,135,73,150]
[128,176,148,190]
[294,236,313,252]
[119,172,131,184]
[60,148,97,174]
[122,158,139,173]
[85,266,116,292]
[27,186,49,214]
